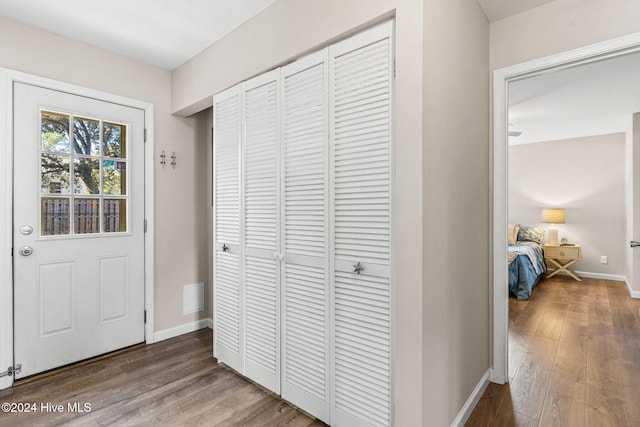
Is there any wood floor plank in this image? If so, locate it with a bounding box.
[508,331,529,380]
[553,340,586,384]
[503,335,557,419]
[490,407,539,427]
[464,382,509,426]
[585,380,631,427]
[534,303,567,341]
[538,375,586,427]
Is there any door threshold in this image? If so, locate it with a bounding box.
[14,342,145,386]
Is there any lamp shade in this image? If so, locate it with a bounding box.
[541,208,565,224]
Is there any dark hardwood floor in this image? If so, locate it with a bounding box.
[467,276,640,426]
[0,329,325,426]
[3,276,638,426]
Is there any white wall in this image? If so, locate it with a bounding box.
[509,134,626,276]
[0,17,210,333]
[173,0,490,424]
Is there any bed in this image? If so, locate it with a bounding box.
[508,225,547,300]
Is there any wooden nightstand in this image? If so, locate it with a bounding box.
[544,244,582,281]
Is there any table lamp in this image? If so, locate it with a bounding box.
[541,208,565,245]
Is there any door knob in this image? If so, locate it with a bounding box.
[631,241,640,247]
[19,246,33,256]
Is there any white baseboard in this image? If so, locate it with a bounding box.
[624,277,640,299]
[153,317,213,343]
[570,272,640,299]
[573,271,626,282]
[451,368,491,427]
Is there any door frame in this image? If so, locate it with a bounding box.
[0,68,155,389]
[492,32,640,384]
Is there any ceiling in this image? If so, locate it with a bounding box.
[0,0,555,71]
[5,0,613,145]
[509,51,640,145]
[0,0,276,70]
[476,0,554,21]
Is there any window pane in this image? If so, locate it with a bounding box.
[103,199,126,232]
[103,160,126,195]
[41,111,70,153]
[103,122,126,158]
[73,117,100,156]
[74,198,101,234]
[41,198,70,236]
[41,154,71,194]
[74,157,100,194]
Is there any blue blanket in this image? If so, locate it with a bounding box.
[508,243,546,300]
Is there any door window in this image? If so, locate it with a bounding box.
[40,110,128,236]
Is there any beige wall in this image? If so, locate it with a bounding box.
[172,0,400,116]
[174,0,491,424]
[198,107,214,319]
[509,134,626,276]
[422,0,490,423]
[0,17,210,333]
[490,0,640,70]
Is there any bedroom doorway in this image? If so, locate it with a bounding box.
[493,36,640,384]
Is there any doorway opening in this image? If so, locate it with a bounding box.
[0,69,156,390]
[492,35,640,384]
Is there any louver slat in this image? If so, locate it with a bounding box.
[331,23,392,427]
[281,53,330,423]
[213,85,241,372]
[242,70,280,393]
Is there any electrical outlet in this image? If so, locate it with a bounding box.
[600,256,608,264]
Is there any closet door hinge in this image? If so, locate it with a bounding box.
[144,129,147,143]
[144,219,147,233]
[144,310,147,323]
[393,58,396,78]
[0,363,21,378]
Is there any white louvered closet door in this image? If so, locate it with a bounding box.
[281,51,330,423]
[241,69,281,394]
[213,84,242,372]
[330,21,394,427]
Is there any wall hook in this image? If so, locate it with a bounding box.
[171,152,177,169]
[160,150,166,168]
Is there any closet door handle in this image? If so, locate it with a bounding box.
[353,262,364,274]
[222,244,229,252]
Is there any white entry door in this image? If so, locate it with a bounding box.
[13,83,145,379]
